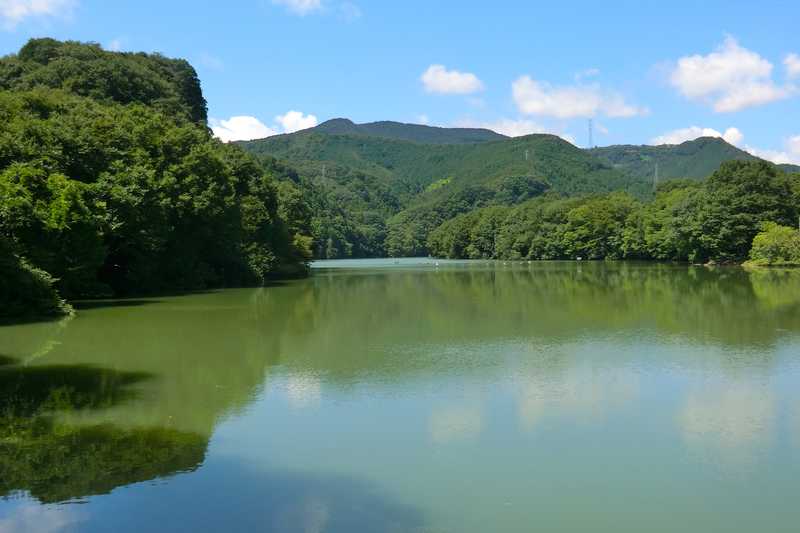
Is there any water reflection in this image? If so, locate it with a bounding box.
[0,357,205,503]
[429,402,484,443]
[0,502,84,533]
[678,381,776,467]
[515,345,640,431]
[0,262,798,531]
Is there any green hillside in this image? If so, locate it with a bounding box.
[0,39,312,318]
[240,131,645,257]
[308,118,507,144]
[0,37,207,123]
[241,131,638,197]
[589,137,757,183]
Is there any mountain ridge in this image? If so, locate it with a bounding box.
[300,118,509,144]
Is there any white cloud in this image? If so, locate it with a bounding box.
[512,75,647,119]
[744,135,800,165]
[211,111,319,142]
[456,118,576,144]
[785,53,800,79]
[0,0,74,29]
[651,126,800,166]
[272,0,322,15]
[788,135,800,155]
[416,114,430,125]
[338,1,361,21]
[669,37,794,112]
[421,64,484,95]
[650,126,743,146]
[210,116,278,142]
[275,110,318,133]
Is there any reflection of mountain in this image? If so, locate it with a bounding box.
[0,359,206,503]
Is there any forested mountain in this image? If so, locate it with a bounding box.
[307,118,507,144]
[242,125,799,259]
[0,39,313,318]
[590,137,757,183]
[240,132,646,256]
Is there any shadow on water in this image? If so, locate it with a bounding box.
[0,357,208,504]
[70,282,292,311]
[72,298,164,311]
[0,313,70,328]
[0,358,152,417]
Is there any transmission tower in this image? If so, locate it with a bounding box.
[653,162,659,192]
[588,118,593,149]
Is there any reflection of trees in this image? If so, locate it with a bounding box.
[0,358,206,503]
[256,264,800,383]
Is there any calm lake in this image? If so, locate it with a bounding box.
[1,259,800,532]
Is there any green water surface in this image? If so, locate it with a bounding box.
[1,260,799,532]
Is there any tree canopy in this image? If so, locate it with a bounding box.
[0,39,312,318]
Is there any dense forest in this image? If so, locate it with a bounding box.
[241,128,646,257]
[428,161,800,264]
[242,122,800,261]
[0,39,313,319]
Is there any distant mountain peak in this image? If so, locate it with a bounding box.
[305,118,507,145]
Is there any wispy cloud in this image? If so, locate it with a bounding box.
[271,0,360,19]
[785,53,800,79]
[272,0,322,16]
[198,52,224,71]
[0,0,74,29]
[574,67,600,82]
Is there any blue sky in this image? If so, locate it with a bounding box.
[1,0,799,162]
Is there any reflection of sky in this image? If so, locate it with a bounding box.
[678,381,776,467]
[284,375,323,409]
[0,502,83,533]
[429,403,484,443]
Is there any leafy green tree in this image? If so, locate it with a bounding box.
[747,222,800,266]
[0,39,313,316]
